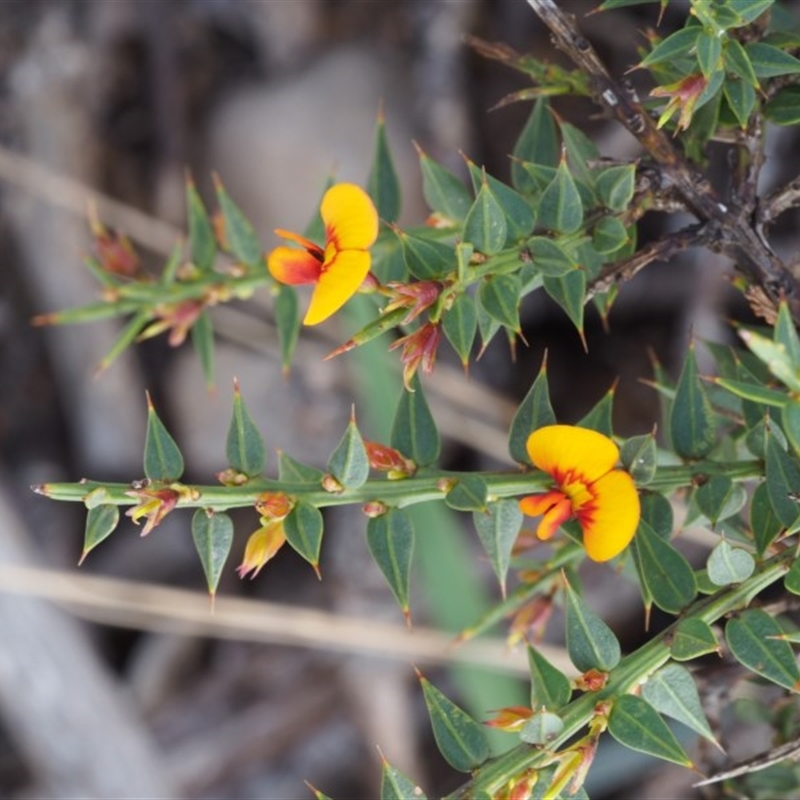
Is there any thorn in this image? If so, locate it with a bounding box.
[145,389,154,411]
[31,483,48,496]
[78,550,88,567]
[233,375,241,395]
[403,606,413,630]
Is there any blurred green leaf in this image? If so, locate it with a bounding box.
[511,97,559,192]
[278,451,324,484]
[539,159,584,234]
[508,356,556,465]
[751,480,783,555]
[543,269,586,335]
[191,310,215,390]
[214,177,262,269]
[577,385,615,437]
[596,165,636,213]
[695,475,747,525]
[746,42,800,78]
[186,178,217,273]
[398,230,455,280]
[367,112,401,223]
[275,285,300,376]
[620,433,657,485]
[519,710,564,745]
[765,425,800,529]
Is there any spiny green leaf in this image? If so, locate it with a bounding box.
[367,112,401,223]
[670,618,720,661]
[398,230,455,280]
[186,177,216,273]
[191,509,234,597]
[596,165,636,213]
[608,694,693,767]
[391,375,440,467]
[765,425,800,529]
[695,475,747,525]
[472,500,523,596]
[620,433,657,485]
[478,274,521,331]
[379,756,427,800]
[724,38,759,86]
[442,292,477,367]
[740,328,800,392]
[417,145,472,223]
[511,97,559,192]
[528,646,572,710]
[327,411,369,489]
[576,385,614,437]
[707,539,755,586]
[670,343,716,459]
[697,30,723,78]
[543,269,586,335]
[765,85,800,125]
[641,28,700,68]
[446,475,489,512]
[631,520,697,614]
[144,393,184,482]
[284,501,324,573]
[538,159,584,235]
[508,356,556,465]
[418,673,490,772]
[564,581,621,672]
[275,285,300,376]
[226,380,266,478]
[278,451,324,484]
[366,509,414,619]
[529,237,576,278]
[726,609,800,691]
[746,42,800,78]
[214,176,262,269]
[642,664,718,745]
[80,504,120,564]
[191,310,215,390]
[463,175,508,255]
[750,480,782,556]
[519,711,564,745]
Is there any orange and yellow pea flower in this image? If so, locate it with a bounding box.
[518,425,640,562]
[267,183,378,325]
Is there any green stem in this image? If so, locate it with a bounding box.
[34,459,764,512]
[446,551,792,798]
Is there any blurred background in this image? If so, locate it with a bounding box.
[1,1,796,798]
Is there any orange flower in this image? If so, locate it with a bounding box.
[518,425,640,562]
[237,519,287,579]
[267,183,378,325]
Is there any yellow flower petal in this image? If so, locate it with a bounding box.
[321,183,378,251]
[526,425,619,485]
[304,249,371,325]
[579,470,640,562]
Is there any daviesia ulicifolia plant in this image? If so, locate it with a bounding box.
[32,0,800,796]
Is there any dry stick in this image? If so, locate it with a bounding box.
[0,563,572,676]
[526,0,800,319]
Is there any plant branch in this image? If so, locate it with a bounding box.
[525,0,800,320]
[588,224,711,299]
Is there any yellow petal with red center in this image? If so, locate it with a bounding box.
[526,425,619,486]
[578,469,640,562]
[267,245,323,285]
[321,183,379,251]
[519,490,564,519]
[304,249,371,325]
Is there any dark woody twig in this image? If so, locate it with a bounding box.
[693,735,800,788]
[588,224,712,299]
[525,0,800,321]
[761,173,800,226]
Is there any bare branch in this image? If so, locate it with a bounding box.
[588,224,711,299]
[761,173,800,226]
[694,735,800,788]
